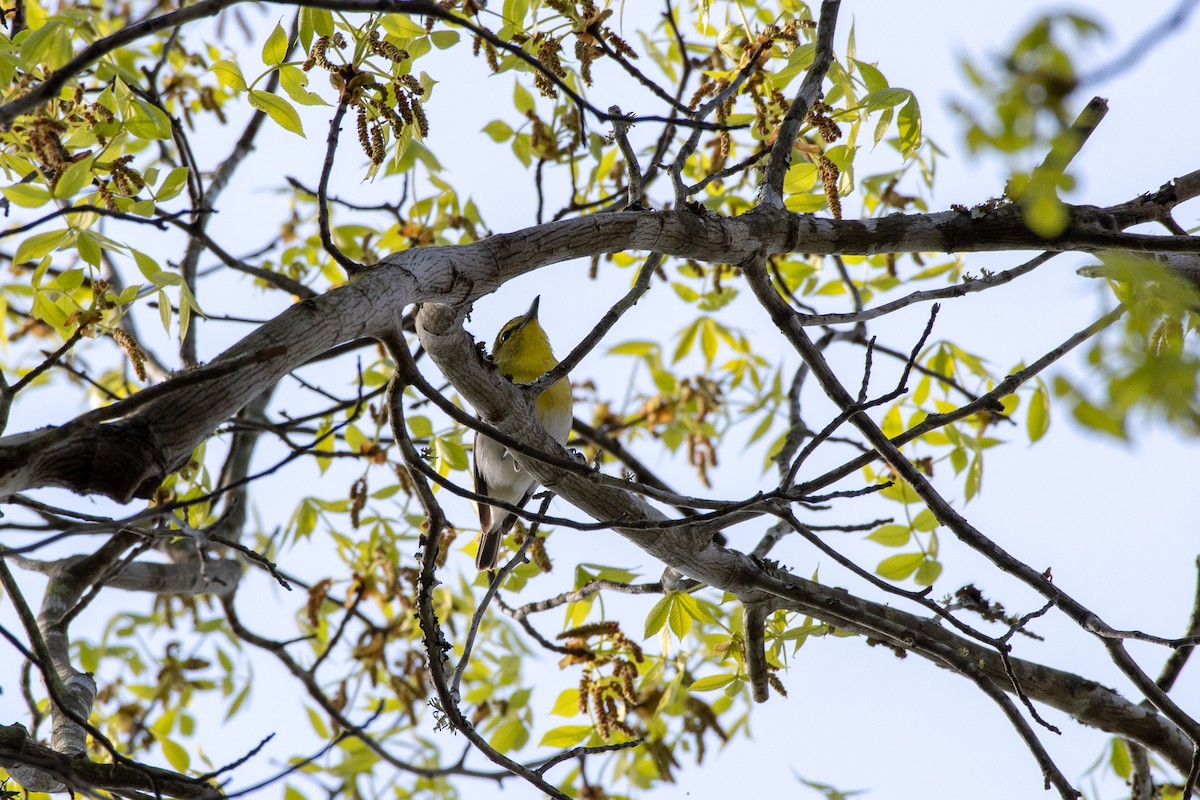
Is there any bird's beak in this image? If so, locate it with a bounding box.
[522,295,541,325]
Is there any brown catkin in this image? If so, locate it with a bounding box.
[398,74,423,96]
[818,155,841,219]
[356,106,370,159]
[112,328,148,382]
[305,36,333,71]
[411,101,429,137]
[369,122,384,165]
[578,672,591,714]
[592,685,610,738]
[393,91,413,125]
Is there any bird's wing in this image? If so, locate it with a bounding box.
[472,428,493,533]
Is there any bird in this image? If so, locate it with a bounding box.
[472,296,572,570]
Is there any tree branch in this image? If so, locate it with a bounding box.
[759,0,841,208]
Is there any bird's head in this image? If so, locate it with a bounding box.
[491,296,557,381]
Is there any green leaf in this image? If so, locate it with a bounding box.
[513,81,534,115]
[20,20,65,65]
[249,90,305,136]
[383,13,426,38]
[1027,386,1050,442]
[158,288,171,332]
[674,591,714,624]
[914,559,942,586]
[689,673,735,692]
[279,65,327,106]
[783,162,818,194]
[14,229,69,265]
[1024,185,1069,238]
[700,318,718,367]
[865,87,910,112]
[489,718,528,753]
[873,106,894,146]
[263,21,289,66]
[538,725,591,748]
[897,95,922,159]
[667,594,692,639]
[132,249,160,280]
[76,231,101,267]
[644,594,671,638]
[2,183,52,208]
[482,120,513,142]
[880,406,903,439]
[434,435,468,471]
[866,524,909,547]
[309,7,333,36]
[31,290,67,328]
[430,31,459,49]
[130,198,156,216]
[785,192,827,213]
[298,8,316,51]
[549,688,581,717]
[608,340,657,357]
[876,552,924,581]
[965,454,983,500]
[854,59,889,93]
[1071,398,1126,439]
[52,157,94,199]
[672,281,700,303]
[160,737,190,772]
[406,414,432,440]
[305,705,329,738]
[344,423,368,453]
[56,268,84,293]
[127,99,173,140]
[156,166,190,201]
[672,319,700,363]
[212,60,247,92]
[911,508,939,532]
[1109,738,1131,779]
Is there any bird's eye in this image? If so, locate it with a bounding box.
[498,330,512,344]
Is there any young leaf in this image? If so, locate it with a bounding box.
[644,594,671,638]
[279,65,327,106]
[262,21,289,66]
[690,673,735,692]
[14,230,70,265]
[156,167,190,201]
[212,60,247,92]
[866,524,910,547]
[538,725,592,748]
[2,183,52,208]
[249,90,305,136]
[1027,386,1050,442]
[876,552,924,581]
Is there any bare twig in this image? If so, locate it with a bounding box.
[608,106,643,209]
[318,96,365,276]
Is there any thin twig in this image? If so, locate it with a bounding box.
[792,305,1126,498]
[759,0,841,207]
[318,96,364,276]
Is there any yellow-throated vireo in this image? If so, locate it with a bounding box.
[473,296,572,570]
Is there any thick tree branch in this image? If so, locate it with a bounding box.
[3,189,1198,502]
[0,723,221,799]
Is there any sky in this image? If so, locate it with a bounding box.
[3,2,1200,799]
